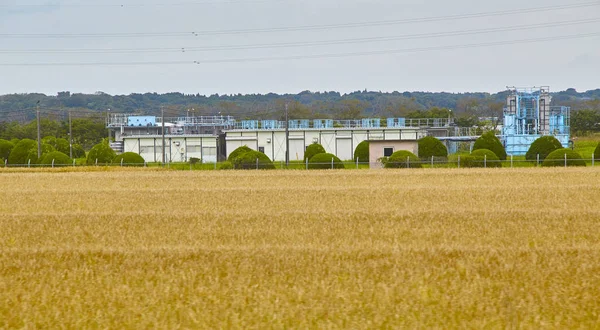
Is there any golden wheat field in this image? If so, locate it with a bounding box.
[1,167,600,328]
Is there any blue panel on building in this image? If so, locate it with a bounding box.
[128,116,156,127]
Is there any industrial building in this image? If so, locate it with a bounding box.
[108,115,453,163]
[502,87,570,155]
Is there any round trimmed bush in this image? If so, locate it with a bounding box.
[113,152,145,166]
[232,150,275,169]
[594,142,600,160]
[473,131,507,160]
[87,142,116,165]
[8,139,37,165]
[462,149,501,168]
[308,153,344,169]
[542,149,586,167]
[39,151,71,166]
[526,136,563,161]
[418,136,448,160]
[42,136,70,154]
[228,145,253,162]
[384,150,422,169]
[0,139,14,162]
[354,140,369,163]
[304,143,326,162]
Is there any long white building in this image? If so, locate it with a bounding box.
[108,115,453,163]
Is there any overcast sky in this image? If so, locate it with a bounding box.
[0,0,599,96]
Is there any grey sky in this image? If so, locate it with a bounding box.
[0,0,599,96]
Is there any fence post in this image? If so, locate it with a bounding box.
[484,154,487,168]
[121,158,124,167]
[256,158,259,170]
[73,159,76,167]
[95,158,98,166]
[537,154,540,167]
[4,159,6,168]
[511,154,513,168]
[144,161,147,168]
[214,162,217,170]
[331,157,334,169]
[406,156,410,168]
[431,156,434,168]
[52,159,55,168]
[564,153,567,168]
[306,158,309,170]
[356,157,359,170]
[592,154,595,167]
[28,159,30,168]
[457,155,460,169]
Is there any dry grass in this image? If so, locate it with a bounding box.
[1,168,600,328]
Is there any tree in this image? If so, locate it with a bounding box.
[418,136,448,160]
[8,139,37,165]
[571,110,600,136]
[525,136,563,161]
[304,143,326,161]
[473,131,507,160]
[0,139,14,162]
[353,141,369,163]
[87,142,116,165]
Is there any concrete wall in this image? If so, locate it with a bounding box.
[225,128,424,162]
[369,140,419,168]
[123,135,218,163]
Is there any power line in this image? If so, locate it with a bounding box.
[1,18,598,54]
[1,1,598,38]
[1,0,295,7]
[1,31,598,66]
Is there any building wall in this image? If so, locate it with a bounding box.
[369,140,419,168]
[123,136,218,163]
[225,128,424,162]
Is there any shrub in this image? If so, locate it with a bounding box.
[304,143,326,162]
[42,136,70,154]
[39,151,71,166]
[354,141,369,163]
[113,152,145,166]
[189,157,201,164]
[418,136,448,160]
[526,136,563,161]
[308,153,344,169]
[542,149,586,167]
[384,150,422,169]
[232,150,275,169]
[72,144,86,159]
[473,131,507,160]
[8,139,37,165]
[227,145,253,162]
[0,139,14,162]
[594,143,600,160]
[87,142,117,165]
[462,149,501,168]
[218,161,234,170]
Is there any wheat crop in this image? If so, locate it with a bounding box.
[1,168,599,328]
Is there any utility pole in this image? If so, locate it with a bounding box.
[36,101,41,159]
[161,107,166,165]
[285,103,289,167]
[106,108,111,142]
[68,111,73,159]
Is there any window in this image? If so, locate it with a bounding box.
[258,146,265,153]
[383,147,394,157]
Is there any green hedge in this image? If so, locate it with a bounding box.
[526,136,563,161]
[542,149,586,167]
[418,136,448,160]
[113,152,145,166]
[228,145,253,162]
[594,143,600,160]
[308,153,344,169]
[218,161,234,170]
[304,143,326,161]
[86,142,116,165]
[462,149,501,168]
[42,136,70,155]
[39,151,71,166]
[8,139,38,165]
[232,150,275,169]
[384,150,422,169]
[473,131,507,160]
[353,141,369,163]
[72,144,86,159]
